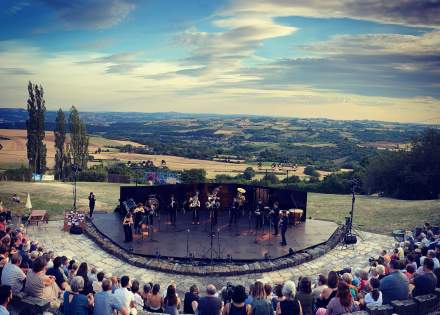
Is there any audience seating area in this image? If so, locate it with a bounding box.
[0,218,439,315]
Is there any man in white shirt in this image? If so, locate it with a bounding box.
[114,276,136,314]
[0,254,26,294]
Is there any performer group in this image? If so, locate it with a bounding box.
[121,187,295,247]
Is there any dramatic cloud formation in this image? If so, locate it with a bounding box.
[222,0,440,28]
[40,0,136,29]
[0,0,439,123]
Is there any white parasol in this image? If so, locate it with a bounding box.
[237,188,246,193]
[25,193,32,210]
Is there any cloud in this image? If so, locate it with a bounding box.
[40,0,136,29]
[0,67,33,75]
[222,0,440,28]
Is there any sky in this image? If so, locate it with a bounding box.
[0,0,440,123]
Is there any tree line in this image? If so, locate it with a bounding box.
[26,81,89,180]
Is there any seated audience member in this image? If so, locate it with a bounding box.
[184,284,199,314]
[263,283,272,302]
[341,273,357,299]
[380,250,391,265]
[244,284,254,305]
[92,271,105,293]
[223,285,251,315]
[46,256,69,290]
[88,266,98,283]
[421,250,440,270]
[375,264,386,280]
[68,262,78,283]
[324,281,359,315]
[0,285,12,315]
[357,270,369,293]
[142,283,152,310]
[132,280,144,312]
[316,271,338,309]
[297,277,313,315]
[390,248,400,261]
[163,284,181,315]
[412,258,438,297]
[251,281,273,315]
[312,275,328,301]
[76,262,94,295]
[404,264,415,281]
[0,218,6,233]
[147,283,163,313]
[276,280,301,315]
[114,276,136,313]
[63,276,94,315]
[379,259,409,304]
[435,267,440,288]
[197,284,223,315]
[0,253,26,294]
[93,279,128,315]
[271,284,284,311]
[24,256,60,302]
[419,233,430,247]
[364,278,382,307]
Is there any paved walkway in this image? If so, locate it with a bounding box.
[27,221,394,294]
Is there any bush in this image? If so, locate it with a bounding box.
[180,169,207,183]
[77,169,107,182]
[242,167,256,180]
[304,165,320,177]
[3,166,33,181]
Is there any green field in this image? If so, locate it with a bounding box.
[0,181,438,234]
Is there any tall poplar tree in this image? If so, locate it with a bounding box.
[69,106,89,170]
[26,81,47,174]
[54,109,66,180]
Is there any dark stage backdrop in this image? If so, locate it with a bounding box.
[120,183,307,221]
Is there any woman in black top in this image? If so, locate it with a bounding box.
[184,285,199,314]
[223,285,251,315]
[276,280,302,315]
[76,262,94,295]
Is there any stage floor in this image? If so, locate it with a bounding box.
[91,211,338,262]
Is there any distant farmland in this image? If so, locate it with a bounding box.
[0,129,335,179]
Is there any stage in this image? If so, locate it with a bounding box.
[91,211,338,262]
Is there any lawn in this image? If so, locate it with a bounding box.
[0,181,438,234]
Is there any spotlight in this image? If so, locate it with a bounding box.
[264,253,271,261]
[288,248,294,255]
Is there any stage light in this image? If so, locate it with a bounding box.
[288,248,294,255]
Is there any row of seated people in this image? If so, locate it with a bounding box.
[0,220,438,314]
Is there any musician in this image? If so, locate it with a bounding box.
[271,201,280,236]
[255,200,263,230]
[189,191,201,225]
[123,213,133,242]
[206,187,220,225]
[168,195,178,226]
[229,189,245,227]
[280,210,288,246]
[88,192,96,218]
[144,198,157,226]
[133,203,145,234]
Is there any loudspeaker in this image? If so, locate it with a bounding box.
[344,234,357,245]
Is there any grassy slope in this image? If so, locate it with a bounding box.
[0,181,438,234]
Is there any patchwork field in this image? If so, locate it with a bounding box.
[0,181,438,234]
[0,129,333,179]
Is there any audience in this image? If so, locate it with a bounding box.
[0,205,438,315]
[114,276,135,314]
[183,284,199,314]
[0,285,12,315]
[93,278,128,315]
[251,281,274,315]
[379,259,409,304]
[163,284,181,315]
[412,257,438,297]
[0,254,25,294]
[364,278,382,307]
[223,285,250,315]
[196,284,222,315]
[63,276,93,315]
[296,277,313,315]
[276,280,302,315]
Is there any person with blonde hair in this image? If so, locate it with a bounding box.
[251,281,273,315]
[275,280,302,315]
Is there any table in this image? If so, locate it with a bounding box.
[28,210,48,226]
